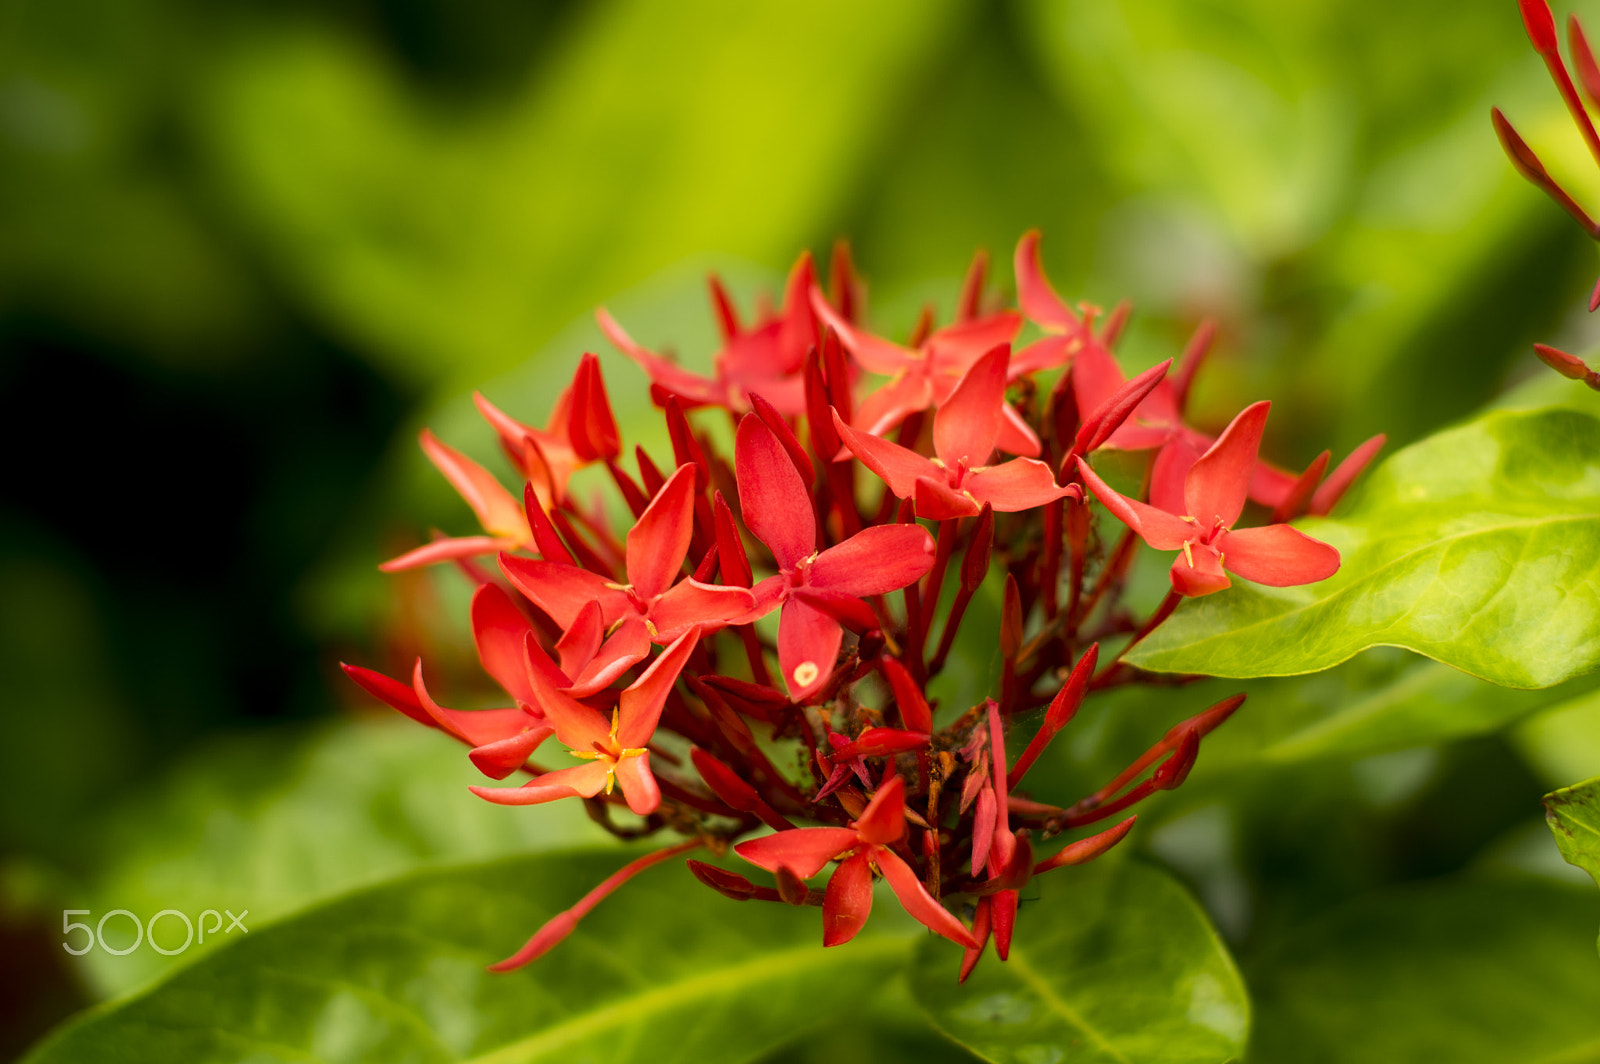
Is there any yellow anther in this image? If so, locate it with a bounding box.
[644,619,659,638]
[1182,541,1195,568]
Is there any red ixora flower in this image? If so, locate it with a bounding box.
[499,464,753,695]
[735,412,935,698]
[735,775,978,949]
[598,253,825,416]
[832,344,1078,520]
[468,626,701,816]
[1076,401,1340,597]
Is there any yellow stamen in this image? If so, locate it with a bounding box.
[644,619,659,638]
[1182,541,1195,568]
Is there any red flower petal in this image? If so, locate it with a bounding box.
[934,344,1008,470]
[830,727,930,761]
[469,761,610,805]
[340,662,433,728]
[1168,543,1231,597]
[521,633,612,750]
[914,475,981,520]
[568,353,621,462]
[500,555,626,629]
[418,429,528,542]
[649,579,755,639]
[881,656,933,733]
[1075,457,1196,550]
[554,599,604,683]
[853,775,908,846]
[971,786,997,877]
[1216,524,1340,587]
[627,465,697,600]
[777,595,842,698]
[853,372,935,440]
[735,827,859,878]
[810,290,915,376]
[964,457,1072,512]
[1185,401,1269,528]
[617,624,702,748]
[995,402,1043,458]
[1150,436,1203,515]
[822,851,875,947]
[471,584,539,706]
[597,308,728,407]
[468,725,554,780]
[832,409,939,498]
[874,846,979,949]
[809,524,936,597]
[380,535,513,572]
[735,414,816,569]
[561,615,651,697]
[614,752,661,815]
[410,662,536,747]
[1013,230,1078,330]
[791,587,880,633]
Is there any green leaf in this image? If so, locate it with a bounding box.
[909,859,1248,1064]
[1545,776,1600,958]
[1248,874,1600,1062]
[26,849,913,1064]
[1128,408,1600,689]
[74,717,593,998]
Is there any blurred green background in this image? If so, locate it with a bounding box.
[4,0,1600,1058]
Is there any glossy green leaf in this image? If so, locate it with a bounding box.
[910,859,1248,1064]
[1545,776,1600,958]
[1128,408,1600,688]
[75,717,592,998]
[1248,874,1600,1062]
[26,849,913,1064]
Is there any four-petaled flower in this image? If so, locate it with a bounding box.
[735,776,978,949]
[832,345,1078,520]
[469,626,701,815]
[500,464,754,695]
[735,413,935,697]
[1076,401,1340,596]
[598,254,824,416]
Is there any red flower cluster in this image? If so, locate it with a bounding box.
[346,232,1380,980]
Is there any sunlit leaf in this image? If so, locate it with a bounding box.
[26,849,913,1064]
[910,859,1248,1064]
[1128,408,1600,688]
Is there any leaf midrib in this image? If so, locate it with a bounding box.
[1000,948,1131,1064]
[1133,512,1600,668]
[464,935,907,1064]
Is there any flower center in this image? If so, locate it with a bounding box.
[570,709,649,794]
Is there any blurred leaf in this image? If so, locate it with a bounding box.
[1545,776,1600,957]
[910,858,1248,1064]
[1247,875,1600,1062]
[1128,408,1600,688]
[760,976,978,1064]
[1513,684,1600,787]
[74,716,592,998]
[26,849,913,1064]
[198,0,967,389]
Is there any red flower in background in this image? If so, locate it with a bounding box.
[832,345,1077,520]
[1076,401,1340,596]
[598,253,826,415]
